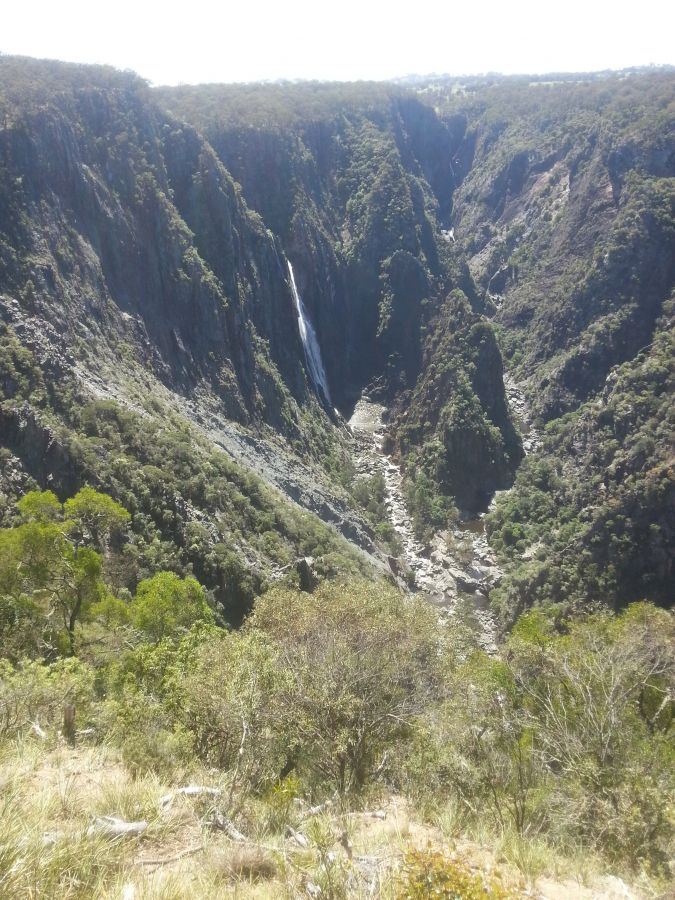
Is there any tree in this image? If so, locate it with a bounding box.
[52,545,106,655]
[249,579,450,795]
[130,571,214,642]
[63,487,131,550]
[16,490,62,523]
[0,490,130,656]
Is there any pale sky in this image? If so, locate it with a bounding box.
[2,0,673,84]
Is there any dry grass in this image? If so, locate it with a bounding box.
[0,738,651,898]
[210,846,279,882]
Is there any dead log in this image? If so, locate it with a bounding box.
[88,816,148,838]
[208,812,247,841]
[286,825,310,848]
[63,704,76,746]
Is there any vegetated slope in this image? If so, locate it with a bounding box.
[0,58,520,622]
[158,81,522,511]
[487,297,674,619]
[2,58,672,624]
[416,70,675,618]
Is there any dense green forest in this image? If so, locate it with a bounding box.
[0,58,673,896]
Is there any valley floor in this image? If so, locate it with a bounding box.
[349,397,509,651]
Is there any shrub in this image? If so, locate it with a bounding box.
[130,571,215,641]
[249,579,450,795]
[0,657,95,741]
[176,629,286,802]
[106,687,193,778]
[414,603,675,874]
[398,849,516,899]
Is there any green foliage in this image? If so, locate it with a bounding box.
[0,489,128,656]
[404,469,457,542]
[101,578,454,799]
[63,487,130,548]
[130,572,214,642]
[249,579,448,795]
[487,300,675,619]
[398,849,515,899]
[409,603,675,874]
[0,657,94,740]
[398,290,522,518]
[105,684,194,778]
[176,629,284,796]
[16,490,62,523]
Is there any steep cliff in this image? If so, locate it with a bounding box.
[157,83,458,401]
[158,82,520,510]
[417,70,675,618]
[2,59,672,624]
[0,58,521,624]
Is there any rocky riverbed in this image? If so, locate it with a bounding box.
[504,373,542,455]
[348,375,541,648]
[348,398,500,651]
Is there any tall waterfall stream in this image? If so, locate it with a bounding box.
[288,261,332,407]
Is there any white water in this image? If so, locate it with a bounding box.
[287,260,332,406]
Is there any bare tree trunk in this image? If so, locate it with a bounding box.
[63,703,76,746]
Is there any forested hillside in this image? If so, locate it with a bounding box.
[0,58,673,898]
[414,71,675,619]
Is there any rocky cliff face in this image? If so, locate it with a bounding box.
[157,84,455,404]
[0,60,320,434]
[158,82,520,507]
[0,59,522,622]
[445,72,675,419]
[429,71,675,618]
[1,60,672,622]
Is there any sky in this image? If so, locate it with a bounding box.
[2,0,673,85]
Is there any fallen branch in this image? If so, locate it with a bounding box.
[208,812,247,841]
[286,825,310,848]
[298,798,334,820]
[88,816,148,838]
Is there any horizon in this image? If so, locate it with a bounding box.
[2,51,672,90]
[2,0,674,87]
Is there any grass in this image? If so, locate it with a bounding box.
[0,737,653,898]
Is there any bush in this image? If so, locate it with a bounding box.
[398,849,516,899]
[104,684,193,778]
[176,629,285,798]
[130,571,215,641]
[409,603,675,874]
[249,579,451,795]
[0,657,95,741]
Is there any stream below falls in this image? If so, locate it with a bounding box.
[348,399,501,651]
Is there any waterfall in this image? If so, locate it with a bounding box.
[287,260,332,406]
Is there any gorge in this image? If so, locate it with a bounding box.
[0,59,672,625]
[0,57,674,897]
